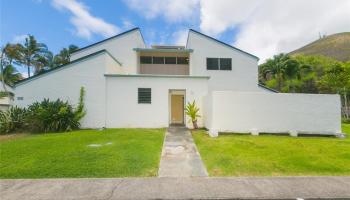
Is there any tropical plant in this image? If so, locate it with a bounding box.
[0,87,86,134]
[0,106,27,134]
[74,87,86,122]
[53,45,79,66]
[185,100,200,129]
[26,99,80,133]
[0,43,22,91]
[16,35,51,77]
[0,65,22,85]
[26,87,86,133]
[259,53,299,91]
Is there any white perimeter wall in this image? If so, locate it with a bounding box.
[105,76,208,128]
[205,91,341,135]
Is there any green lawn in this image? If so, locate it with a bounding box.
[0,129,165,178]
[192,123,350,176]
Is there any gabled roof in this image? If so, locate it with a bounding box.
[71,27,145,55]
[187,29,259,61]
[15,50,119,87]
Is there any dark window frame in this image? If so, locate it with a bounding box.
[152,57,165,64]
[140,56,152,64]
[219,58,232,70]
[206,58,219,70]
[138,88,152,104]
[165,57,177,64]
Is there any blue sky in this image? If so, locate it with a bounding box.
[1,0,349,75]
[1,0,237,55]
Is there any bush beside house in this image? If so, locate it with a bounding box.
[0,87,86,134]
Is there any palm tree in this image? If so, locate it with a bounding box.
[53,45,79,66]
[260,53,299,91]
[0,65,22,85]
[16,35,50,77]
[0,44,22,91]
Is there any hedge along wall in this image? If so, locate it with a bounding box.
[205,91,341,135]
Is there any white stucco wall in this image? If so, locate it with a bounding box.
[71,29,145,74]
[14,52,118,128]
[186,31,260,92]
[105,75,209,128]
[206,91,341,135]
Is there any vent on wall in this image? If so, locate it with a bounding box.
[138,88,151,104]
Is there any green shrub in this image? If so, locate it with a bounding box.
[26,99,80,133]
[0,87,86,134]
[0,106,27,134]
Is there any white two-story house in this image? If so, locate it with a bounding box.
[13,28,341,136]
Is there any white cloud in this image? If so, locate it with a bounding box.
[122,19,135,30]
[172,29,189,45]
[199,0,350,62]
[12,34,28,43]
[52,0,120,39]
[124,0,199,23]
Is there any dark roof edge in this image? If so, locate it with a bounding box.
[188,29,259,60]
[71,27,142,54]
[15,50,111,87]
[258,83,279,93]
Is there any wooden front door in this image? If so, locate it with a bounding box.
[171,95,184,124]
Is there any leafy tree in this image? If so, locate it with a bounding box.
[318,63,350,119]
[259,53,299,91]
[53,45,79,66]
[0,65,22,85]
[16,35,51,77]
[0,44,22,90]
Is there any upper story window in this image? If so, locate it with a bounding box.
[177,57,189,65]
[206,58,232,70]
[153,57,164,64]
[220,58,232,70]
[206,58,219,70]
[165,57,176,64]
[140,56,189,65]
[140,56,152,64]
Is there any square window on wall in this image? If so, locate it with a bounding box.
[207,58,219,70]
[153,57,164,64]
[220,58,232,70]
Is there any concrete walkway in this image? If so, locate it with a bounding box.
[158,126,208,177]
[1,176,350,200]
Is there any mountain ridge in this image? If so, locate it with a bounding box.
[289,32,350,62]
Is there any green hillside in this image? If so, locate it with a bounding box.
[290,32,350,62]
